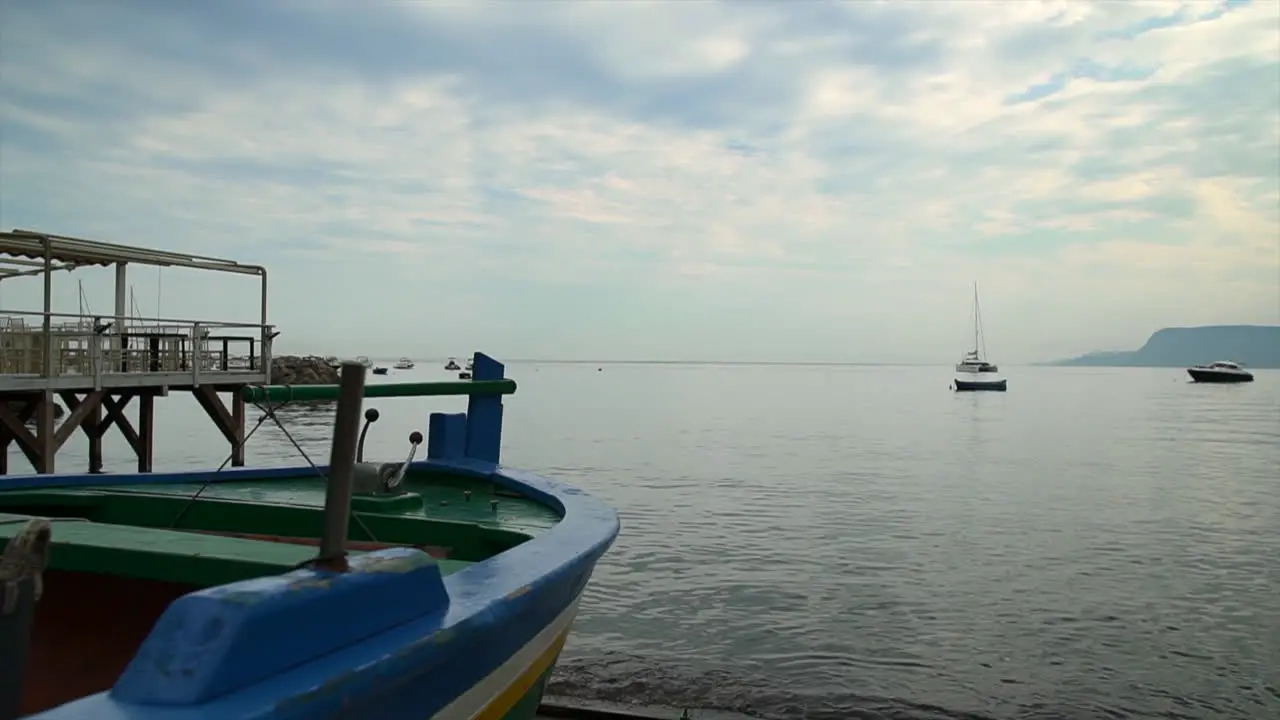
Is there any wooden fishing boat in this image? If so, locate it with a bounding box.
[0,353,620,720]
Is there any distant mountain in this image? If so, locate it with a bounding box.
[1052,325,1280,368]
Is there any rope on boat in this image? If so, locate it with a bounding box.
[166,391,307,525]
[0,518,52,615]
[213,394,281,472]
[164,387,380,543]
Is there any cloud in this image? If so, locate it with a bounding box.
[0,0,1276,362]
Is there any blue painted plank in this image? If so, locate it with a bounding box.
[112,548,448,705]
[427,412,468,460]
[465,353,505,464]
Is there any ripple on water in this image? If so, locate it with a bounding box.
[538,367,1280,720]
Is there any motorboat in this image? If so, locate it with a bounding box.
[1187,360,1254,383]
[444,357,461,371]
[372,366,389,375]
[394,357,415,370]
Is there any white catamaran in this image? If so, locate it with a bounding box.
[953,282,1007,392]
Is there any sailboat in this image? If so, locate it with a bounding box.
[953,282,1007,392]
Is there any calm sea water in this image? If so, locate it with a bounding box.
[9,364,1280,720]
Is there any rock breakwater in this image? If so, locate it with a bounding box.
[270,355,341,385]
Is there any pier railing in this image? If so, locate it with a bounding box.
[0,309,273,391]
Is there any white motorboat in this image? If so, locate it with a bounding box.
[394,357,415,370]
[1187,360,1254,383]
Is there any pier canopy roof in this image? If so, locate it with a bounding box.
[0,228,266,278]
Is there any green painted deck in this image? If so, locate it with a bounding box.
[0,468,562,587]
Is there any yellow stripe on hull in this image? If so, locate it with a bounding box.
[472,626,571,720]
[431,595,582,720]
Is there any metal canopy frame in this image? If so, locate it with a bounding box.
[0,228,267,279]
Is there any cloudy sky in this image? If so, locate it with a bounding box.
[1,0,1277,363]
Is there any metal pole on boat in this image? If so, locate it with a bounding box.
[317,361,366,568]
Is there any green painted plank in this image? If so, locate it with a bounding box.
[0,514,474,584]
[241,379,517,403]
[0,465,555,587]
[0,516,316,585]
[99,476,562,533]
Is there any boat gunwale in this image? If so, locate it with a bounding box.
[0,467,558,564]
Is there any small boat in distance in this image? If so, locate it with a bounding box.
[372,366,389,375]
[1187,360,1254,383]
[444,357,461,371]
[394,357,415,370]
[354,355,373,368]
[954,282,1007,392]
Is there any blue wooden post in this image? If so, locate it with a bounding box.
[464,352,504,464]
[426,413,467,460]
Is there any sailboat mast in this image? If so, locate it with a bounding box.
[972,282,980,357]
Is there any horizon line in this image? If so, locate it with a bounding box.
[289,357,1070,367]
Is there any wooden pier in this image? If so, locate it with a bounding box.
[0,229,275,475]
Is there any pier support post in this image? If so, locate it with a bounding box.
[0,391,119,475]
[0,396,42,473]
[87,401,103,473]
[231,390,245,467]
[57,390,107,473]
[35,392,56,474]
[99,392,151,473]
[113,262,127,369]
[137,394,154,472]
[192,386,246,468]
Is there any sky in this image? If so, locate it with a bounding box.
[0,0,1277,364]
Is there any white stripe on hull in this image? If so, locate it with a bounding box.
[433,594,583,720]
